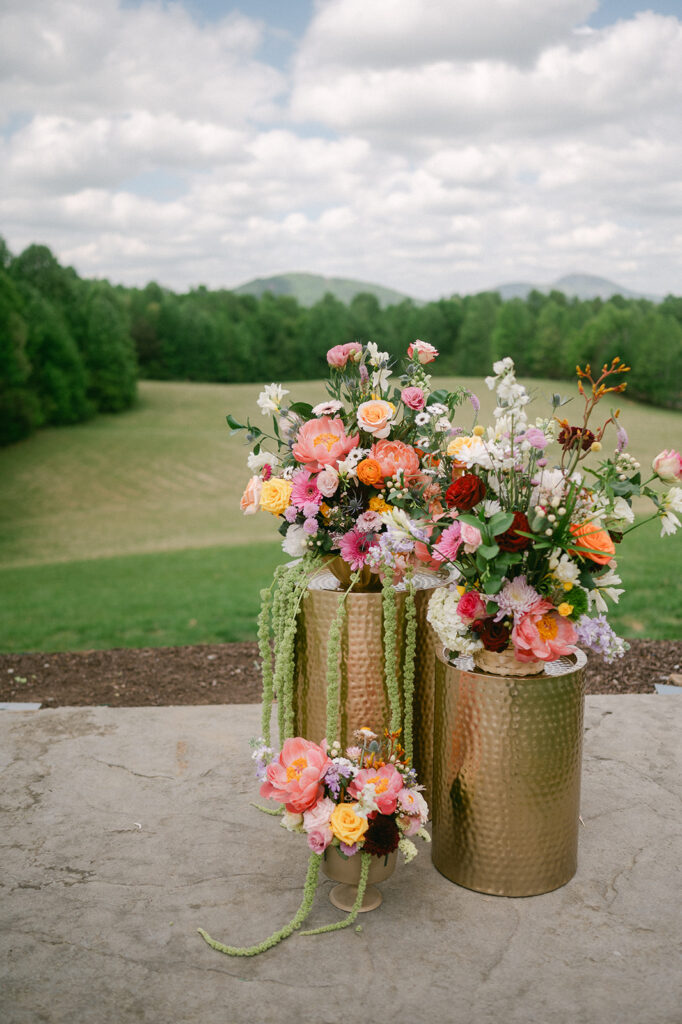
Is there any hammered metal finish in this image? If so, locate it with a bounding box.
[293,569,443,761]
[432,650,585,897]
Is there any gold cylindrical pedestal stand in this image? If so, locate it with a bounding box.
[432,649,586,897]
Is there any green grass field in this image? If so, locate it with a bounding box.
[1,377,680,651]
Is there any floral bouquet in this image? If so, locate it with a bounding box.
[417,357,682,672]
[230,339,471,581]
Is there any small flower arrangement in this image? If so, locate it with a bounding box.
[418,357,681,671]
[253,728,429,862]
[229,338,470,574]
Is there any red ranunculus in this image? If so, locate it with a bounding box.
[496,511,532,552]
[472,617,511,652]
[445,473,486,511]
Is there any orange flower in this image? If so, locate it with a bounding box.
[370,440,421,482]
[357,399,394,438]
[357,458,384,487]
[569,522,615,565]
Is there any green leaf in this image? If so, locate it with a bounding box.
[485,577,504,595]
[477,543,500,560]
[488,512,514,536]
[289,402,314,417]
[226,413,246,431]
[458,513,484,529]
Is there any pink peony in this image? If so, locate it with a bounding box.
[290,469,321,510]
[240,476,262,515]
[401,386,426,410]
[316,465,339,497]
[652,449,682,483]
[407,339,438,364]
[338,527,378,570]
[511,599,578,662]
[292,416,359,473]
[457,590,487,622]
[349,763,405,815]
[460,521,482,551]
[260,737,332,814]
[307,826,333,853]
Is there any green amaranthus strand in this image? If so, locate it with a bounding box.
[257,575,277,745]
[382,569,402,734]
[301,853,371,936]
[402,567,417,763]
[324,570,359,743]
[198,852,322,957]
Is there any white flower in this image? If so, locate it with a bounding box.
[280,811,304,832]
[435,417,452,433]
[483,499,502,517]
[429,403,449,417]
[312,400,343,417]
[427,588,483,655]
[282,523,308,557]
[588,565,624,610]
[548,550,581,587]
[355,784,380,818]
[660,511,681,537]
[366,341,388,367]
[493,357,514,375]
[257,383,289,416]
[415,412,430,426]
[371,366,392,392]
[658,487,682,535]
[247,450,279,472]
[607,496,635,527]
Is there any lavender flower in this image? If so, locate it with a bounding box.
[616,426,629,452]
[468,391,481,413]
[576,615,629,663]
[249,738,275,781]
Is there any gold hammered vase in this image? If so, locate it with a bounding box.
[322,848,398,912]
[293,567,445,800]
[432,648,587,897]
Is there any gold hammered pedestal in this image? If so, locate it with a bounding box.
[322,847,398,912]
[432,647,587,898]
[292,566,446,803]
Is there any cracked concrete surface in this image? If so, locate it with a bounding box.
[1,698,680,1024]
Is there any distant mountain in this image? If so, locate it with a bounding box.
[232,272,414,308]
[494,273,660,303]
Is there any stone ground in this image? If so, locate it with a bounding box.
[1,696,681,1024]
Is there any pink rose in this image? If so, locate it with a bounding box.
[398,815,422,836]
[292,416,359,473]
[316,465,339,497]
[348,763,404,815]
[260,737,332,814]
[407,339,438,364]
[357,399,394,439]
[307,826,333,853]
[303,796,335,833]
[401,386,425,411]
[460,521,482,551]
[239,475,262,515]
[327,342,362,368]
[652,449,682,483]
[511,600,578,662]
[457,590,487,622]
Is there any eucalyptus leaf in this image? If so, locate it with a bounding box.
[489,512,514,535]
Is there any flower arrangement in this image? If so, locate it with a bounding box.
[230,338,470,576]
[417,357,681,671]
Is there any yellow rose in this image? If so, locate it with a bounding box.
[446,435,472,459]
[330,803,369,845]
[259,477,293,516]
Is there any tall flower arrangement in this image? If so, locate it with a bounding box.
[417,357,681,669]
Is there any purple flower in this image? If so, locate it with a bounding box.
[340,842,358,856]
[525,427,548,449]
[576,615,629,663]
[359,364,369,384]
[303,517,318,535]
[302,501,320,518]
[284,506,298,523]
[616,426,629,453]
[468,391,481,413]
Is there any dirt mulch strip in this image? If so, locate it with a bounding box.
[0,639,680,708]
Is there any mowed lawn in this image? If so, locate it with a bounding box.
[0,377,680,651]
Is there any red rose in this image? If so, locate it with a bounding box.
[445,473,486,511]
[496,511,532,552]
[472,617,511,652]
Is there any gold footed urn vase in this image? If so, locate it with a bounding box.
[322,847,398,912]
[431,647,587,897]
[292,560,446,802]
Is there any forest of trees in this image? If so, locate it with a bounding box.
[1,236,681,447]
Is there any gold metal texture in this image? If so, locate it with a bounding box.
[322,847,397,911]
[323,554,382,592]
[432,649,586,897]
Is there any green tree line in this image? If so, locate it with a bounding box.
[2,237,681,447]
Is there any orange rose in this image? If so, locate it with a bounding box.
[370,440,421,482]
[357,458,384,487]
[569,522,615,565]
[240,475,262,515]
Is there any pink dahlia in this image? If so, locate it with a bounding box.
[260,737,331,814]
[338,528,378,570]
[349,763,405,815]
[292,416,359,473]
[511,599,578,662]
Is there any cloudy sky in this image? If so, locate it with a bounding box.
[1,0,681,300]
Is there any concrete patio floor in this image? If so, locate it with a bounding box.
[1,696,681,1024]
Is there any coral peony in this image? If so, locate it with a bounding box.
[292,416,359,473]
[260,738,331,814]
[569,522,616,565]
[511,600,578,662]
[357,399,394,439]
[370,439,421,482]
[349,763,405,815]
